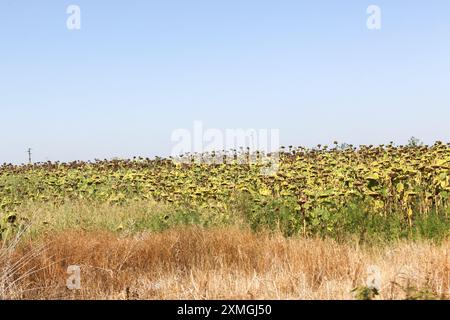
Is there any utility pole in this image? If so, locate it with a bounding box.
[27,148,32,164]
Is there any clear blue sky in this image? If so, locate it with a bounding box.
[1,1,449,163]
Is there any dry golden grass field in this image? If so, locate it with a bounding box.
[2,225,450,300]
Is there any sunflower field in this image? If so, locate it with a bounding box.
[1,142,449,239]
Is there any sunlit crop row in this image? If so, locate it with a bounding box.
[1,142,449,230]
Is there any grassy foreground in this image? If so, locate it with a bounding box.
[1,225,450,300]
[0,201,449,300]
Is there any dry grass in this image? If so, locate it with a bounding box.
[1,227,450,300]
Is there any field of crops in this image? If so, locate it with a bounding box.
[1,142,450,300]
[1,142,450,239]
